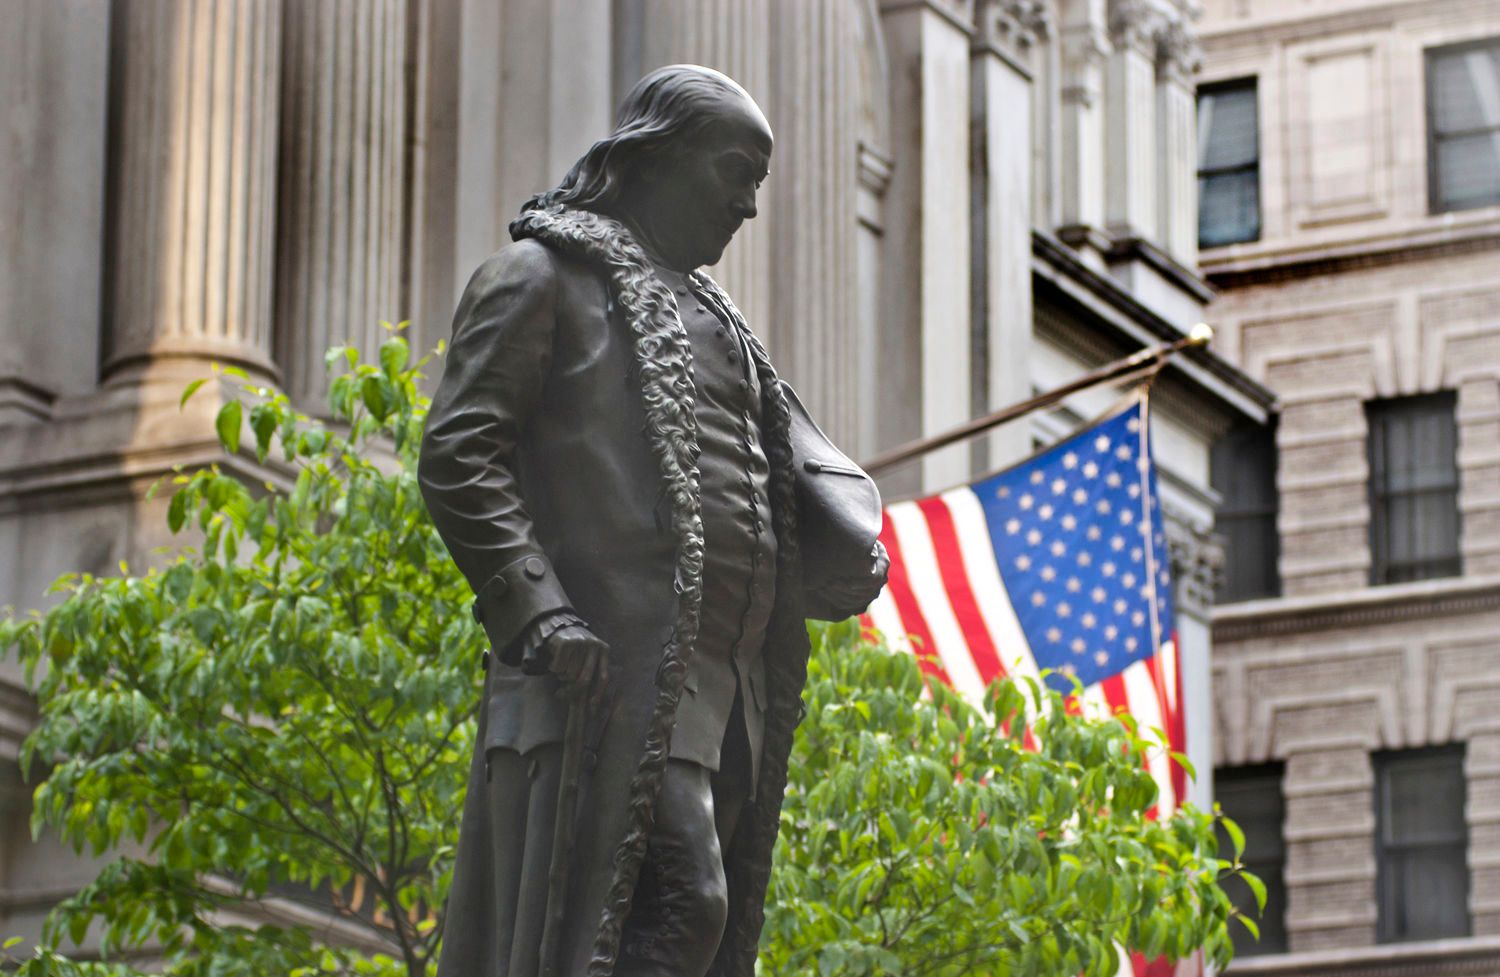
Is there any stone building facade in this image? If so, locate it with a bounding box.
[1200,0,1500,973]
[0,0,1268,954]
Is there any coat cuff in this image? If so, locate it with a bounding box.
[470,554,572,655]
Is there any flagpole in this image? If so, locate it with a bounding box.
[861,324,1215,477]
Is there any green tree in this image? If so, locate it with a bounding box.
[0,333,479,977]
[0,337,1259,976]
[764,619,1258,975]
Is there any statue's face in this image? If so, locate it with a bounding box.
[628,99,773,271]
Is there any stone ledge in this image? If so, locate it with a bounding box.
[1213,577,1500,642]
[1200,208,1500,288]
[1227,935,1500,977]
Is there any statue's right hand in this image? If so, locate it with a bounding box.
[544,625,611,709]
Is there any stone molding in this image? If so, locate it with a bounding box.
[0,377,56,426]
[1105,234,1217,302]
[1212,576,1500,642]
[1226,935,1500,977]
[1203,220,1500,289]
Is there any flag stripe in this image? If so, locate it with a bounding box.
[888,502,988,702]
[878,510,952,687]
[917,495,1007,686]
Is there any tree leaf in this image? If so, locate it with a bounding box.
[180,378,206,410]
[215,400,243,454]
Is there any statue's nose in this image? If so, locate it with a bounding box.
[730,191,757,221]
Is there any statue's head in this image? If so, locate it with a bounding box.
[525,64,773,271]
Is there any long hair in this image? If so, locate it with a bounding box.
[520,64,754,215]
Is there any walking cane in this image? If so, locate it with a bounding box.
[538,693,588,977]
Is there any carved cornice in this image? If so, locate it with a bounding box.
[1212,576,1500,643]
[1224,935,1500,977]
[1153,15,1201,82]
[1107,0,1162,55]
[1059,21,1109,103]
[976,0,1051,55]
[1203,218,1500,289]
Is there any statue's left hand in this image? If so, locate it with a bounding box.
[545,625,611,709]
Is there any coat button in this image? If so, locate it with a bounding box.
[524,557,546,579]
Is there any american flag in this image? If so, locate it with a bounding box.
[864,392,1187,816]
[864,392,1196,976]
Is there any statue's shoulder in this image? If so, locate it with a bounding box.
[474,238,607,302]
[468,238,560,292]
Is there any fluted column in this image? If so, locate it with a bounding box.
[103,0,282,385]
[879,0,973,491]
[1104,0,1160,239]
[973,0,1047,470]
[275,0,409,408]
[1057,0,1108,251]
[767,0,861,447]
[1155,14,1200,266]
[628,0,774,338]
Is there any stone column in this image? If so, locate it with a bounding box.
[1031,7,1063,232]
[879,0,973,492]
[1056,0,1109,259]
[766,0,861,446]
[972,0,1047,472]
[1104,0,1159,240]
[275,0,410,408]
[103,0,282,386]
[1154,14,1200,267]
[622,0,774,335]
[0,0,111,423]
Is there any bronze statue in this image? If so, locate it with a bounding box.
[419,64,888,977]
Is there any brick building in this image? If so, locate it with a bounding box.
[1199,0,1500,973]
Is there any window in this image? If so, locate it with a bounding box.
[1197,79,1261,247]
[1427,39,1500,213]
[1212,419,1280,602]
[1376,747,1470,943]
[1216,765,1288,956]
[1367,394,1461,585]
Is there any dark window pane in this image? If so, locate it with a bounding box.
[1376,748,1470,943]
[1199,85,1260,169]
[1435,133,1500,211]
[1197,79,1261,246]
[1212,420,1279,602]
[1199,171,1262,247]
[1367,394,1460,585]
[1216,765,1288,955]
[1430,45,1500,134]
[1428,39,1500,212]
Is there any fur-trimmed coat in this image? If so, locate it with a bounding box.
[419,206,866,976]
